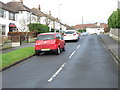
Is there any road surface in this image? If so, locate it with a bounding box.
[2,35,118,88]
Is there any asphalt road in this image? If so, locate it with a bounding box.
[2,35,118,88]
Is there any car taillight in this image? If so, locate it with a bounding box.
[73,34,76,36]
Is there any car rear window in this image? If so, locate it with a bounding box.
[65,31,75,34]
[37,35,55,40]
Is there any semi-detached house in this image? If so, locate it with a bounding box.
[0,1,68,36]
[0,1,18,36]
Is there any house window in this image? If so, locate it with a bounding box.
[0,9,6,18]
[9,23,17,32]
[9,12,15,21]
[0,25,6,35]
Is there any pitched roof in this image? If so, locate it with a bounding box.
[0,1,17,12]
[87,24,100,28]
[31,8,44,17]
[44,13,56,21]
[0,1,6,9]
[6,1,31,12]
[100,23,108,28]
[74,24,93,29]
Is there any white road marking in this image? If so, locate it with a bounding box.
[77,45,81,49]
[69,51,76,58]
[48,63,66,82]
[48,45,81,82]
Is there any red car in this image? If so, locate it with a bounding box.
[35,33,65,55]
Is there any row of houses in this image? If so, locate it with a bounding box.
[0,0,71,36]
[74,22,109,34]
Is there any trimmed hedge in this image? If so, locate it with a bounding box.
[28,23,50,33]
[78,29,86,32]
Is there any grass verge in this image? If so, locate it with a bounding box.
[0,47,35,70]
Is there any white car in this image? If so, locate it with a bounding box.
[63,30,80,41]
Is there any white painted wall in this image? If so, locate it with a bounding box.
[0,10,18,36]
[62,25,66,31]
[15,11,31,32]
[40,17,46,25]
[86,28,104,34]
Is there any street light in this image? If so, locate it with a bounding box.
[59,4,62,32]
[59,4,62,20]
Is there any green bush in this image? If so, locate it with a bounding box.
[28,23,50,33]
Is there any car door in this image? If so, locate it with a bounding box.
[56,34,64,49]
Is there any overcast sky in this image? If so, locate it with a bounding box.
[1,0,118,26]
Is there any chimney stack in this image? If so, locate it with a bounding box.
[49,11,51,16]
[38,5,41,11]
[20,0,23,4]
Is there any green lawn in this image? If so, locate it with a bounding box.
[0,47,35,70]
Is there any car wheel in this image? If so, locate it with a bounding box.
[55,47,61,55]
[75,39,78,42]
[62,46,65,51]
[35,52,40,56]
[35,50,40,56]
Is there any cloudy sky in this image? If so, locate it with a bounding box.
[1,0,118,25]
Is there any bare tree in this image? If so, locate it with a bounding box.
[45,17,51,26]
[18,17,29,41]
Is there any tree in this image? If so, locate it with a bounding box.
[18,17,30,41]
[108,9,120,29]
[45,17,51,26]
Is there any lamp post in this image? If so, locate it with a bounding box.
[59,4,62,32]
[59,4,62,19]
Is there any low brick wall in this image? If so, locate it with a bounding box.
[109,28,120,42]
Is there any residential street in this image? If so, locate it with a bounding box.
[2,35,118,88]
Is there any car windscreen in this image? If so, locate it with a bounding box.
[37,35,55,40]
[65,31,75,34]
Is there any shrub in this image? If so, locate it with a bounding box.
[28,23,50,33]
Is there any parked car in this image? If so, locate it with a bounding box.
[35,33,65,55]
[63,30,80,41]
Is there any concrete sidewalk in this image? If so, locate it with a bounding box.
[1,43,35,54]
[100,34,119,63]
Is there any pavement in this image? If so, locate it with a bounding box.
[100,34,119,64]
[1,43,35,54]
